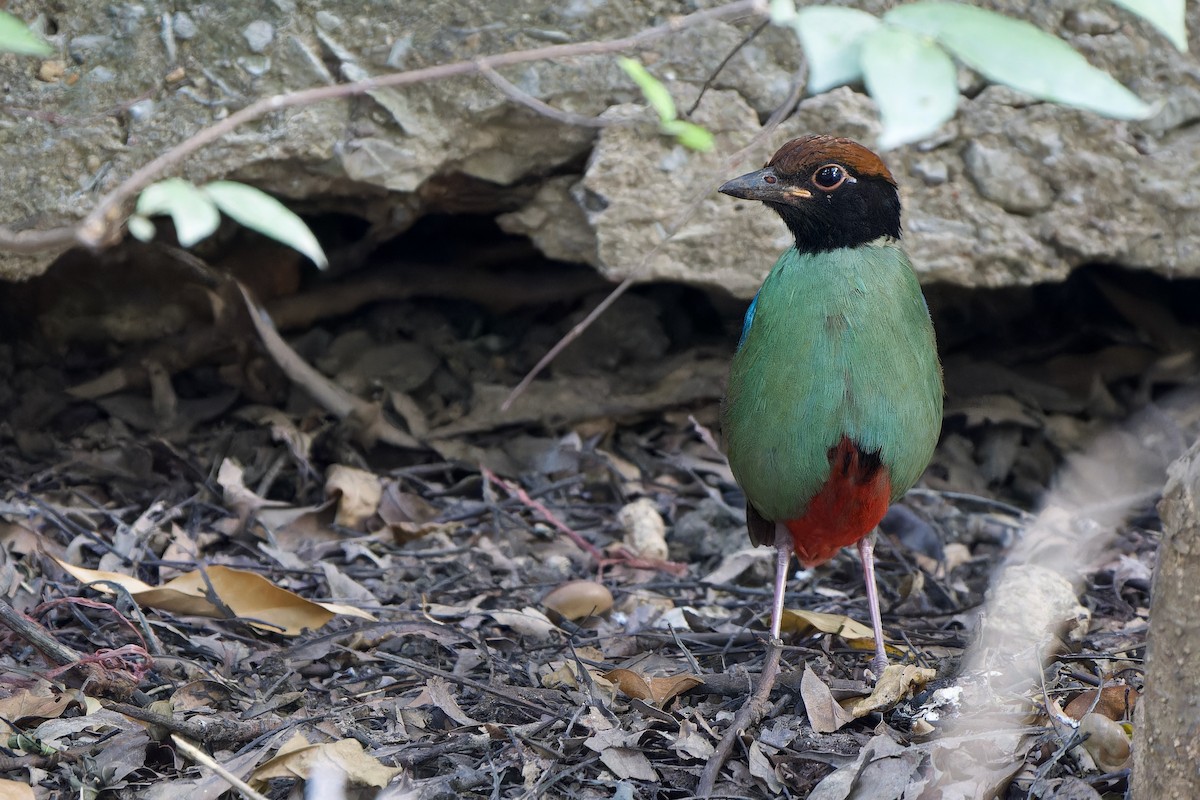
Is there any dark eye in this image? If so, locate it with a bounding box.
[813,164,847,190]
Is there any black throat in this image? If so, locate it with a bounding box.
[771,178,901,255]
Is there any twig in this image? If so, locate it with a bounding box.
[481,466,605,561]
[172,735,271,800]
[478,64,613,128]
[696,637,783,797]
[0,1,766,254]
[685,18,771,116]
[374,651,551,718]
[482,467,689,575]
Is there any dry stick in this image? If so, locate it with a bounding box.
[478,64,614,128]
[696,637,783,797]
[0,0,764,254]
[171,736,271,800]
[482,466,605,561]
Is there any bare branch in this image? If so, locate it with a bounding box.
[478,63,613,128]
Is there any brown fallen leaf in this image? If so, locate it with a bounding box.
[55,560,374,635]
[800,665,855,733]
[0,779,35,800]
[0,681,75,732]
[325,464,382,529]
[1063,683,1139,722]
[841,664,937,719]
[604,668,703,707]
[250,731,401,789]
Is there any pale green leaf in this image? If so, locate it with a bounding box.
[0,11,52,56]
[135,178,221,247]
[785,7,880,94]
[661,119,715,152]
[203,181,328,269]
[126,215,156,242]
[862,27,958,149]
[768,0,798,25]
[886,2,1151,120]
[618,57,676,123]
[1107,0,1187,52]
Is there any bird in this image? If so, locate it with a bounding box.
[719,135,943,675]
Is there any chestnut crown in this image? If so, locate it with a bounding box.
[719,135,902,254]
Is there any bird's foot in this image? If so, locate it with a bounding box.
[868,655,889,681]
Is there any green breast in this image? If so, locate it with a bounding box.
[721,243,943,522]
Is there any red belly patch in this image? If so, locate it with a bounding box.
[784,436,892,567]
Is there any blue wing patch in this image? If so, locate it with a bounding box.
[737,292,759,351]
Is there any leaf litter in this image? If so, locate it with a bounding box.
[0,237,1194,797]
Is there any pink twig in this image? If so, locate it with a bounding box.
[482,467,690,575]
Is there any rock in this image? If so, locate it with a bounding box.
[1,0,1198,292]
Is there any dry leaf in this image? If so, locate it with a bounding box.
[841,664,936,719]
[800,666,855,733]
[0,682,74,728]
[1063,684,1138,722]
[748,740,782,793]
[667,718,714,760]
[55,560,374,635]
[325,464,382,529]
[0,780,35,800]
[425,676,480,727]
[781,609,874,642]
[701,548,772,585]
[604,668,703,707]
[486,608,559,640]
[250,732,401,789]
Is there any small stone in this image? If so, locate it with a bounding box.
[543,580,614,620]
[911,158,949,186]
[128,99,154,120]
[172,12,197,40]
[315,11,343,30]
[1063,9,1119,36]
[242,20,275,53]
[962,141,1055,215]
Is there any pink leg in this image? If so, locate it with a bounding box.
[769,522,793,641]
[857,531,889,676]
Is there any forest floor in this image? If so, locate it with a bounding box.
[0,222,1189,799]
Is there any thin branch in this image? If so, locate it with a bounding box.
[697,637,784,796]
[685,17,771,116]
[479,64,613,128]
[0,0,762,253]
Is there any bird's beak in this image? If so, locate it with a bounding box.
[719,166,812,202]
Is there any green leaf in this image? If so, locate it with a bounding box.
[661,119,715,152]
[126,215,156,242]
[886,2,1151,120]
[135,178,221,247]
[0,11,52,56]
[1107,0,1187,52]
[203,182,328,269]
[618,57,677,123]
[862,27,958,149]
[768,0,798,25]
[785,7,880,94]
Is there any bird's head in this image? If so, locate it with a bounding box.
[719,135,901,255]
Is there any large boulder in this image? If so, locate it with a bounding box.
[1,1,1196,294]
